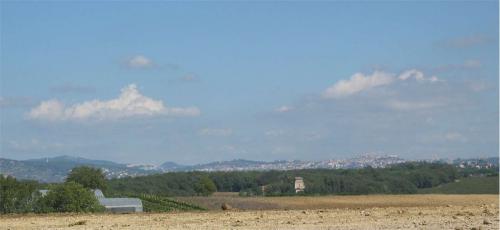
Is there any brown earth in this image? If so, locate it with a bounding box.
[1,194,498,230]
[176,193,499,210]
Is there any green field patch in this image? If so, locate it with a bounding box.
[132,194,206,212]
[418,176,499,194]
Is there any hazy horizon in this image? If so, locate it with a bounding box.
[3,153,499,166]
[1,2,498,165]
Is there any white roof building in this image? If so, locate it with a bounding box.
[93,189,143,213]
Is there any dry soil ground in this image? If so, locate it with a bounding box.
[1,194,498,230]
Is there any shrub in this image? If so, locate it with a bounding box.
[0,175,38,213]
[35,182,104,213]
[195,176,217,196]
[66,166,107,191]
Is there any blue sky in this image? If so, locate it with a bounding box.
[1,1,498,164]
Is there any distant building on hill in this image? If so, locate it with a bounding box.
[294,177,305,193]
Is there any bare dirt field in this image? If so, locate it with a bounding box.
[1,194,498,230]
[177,193,499,210]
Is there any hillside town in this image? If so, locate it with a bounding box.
[185,154,406,172]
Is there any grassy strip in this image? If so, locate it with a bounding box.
[418,176,498,194]
[130,194,206,212]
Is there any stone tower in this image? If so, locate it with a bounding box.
[294,177,305,193]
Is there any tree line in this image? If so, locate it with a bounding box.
[107,162,498,197]
[0,166,106,214]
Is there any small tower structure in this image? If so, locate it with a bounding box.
[294,177,305,193]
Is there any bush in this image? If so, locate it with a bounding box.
[35,182,104,213]
[195,176,217,196]
[66,166,107,191]
[0,175,38,213]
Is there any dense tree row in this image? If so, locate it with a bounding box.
[235,162,460,196]
[107,162,497,197]
[106,172,217,197]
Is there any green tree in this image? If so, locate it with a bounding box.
[0,175,38,213]
[66,166,107,191]
[194,176,217,196]
[35,182,104,213]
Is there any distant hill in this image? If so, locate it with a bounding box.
[186,159,269,172]
[159,161,188,171]
[2,155,497,183]
[157,159,268,172]
[28,155,111,163]
[158,155,411,172]
[25,155,122,168]
[0,156,156,183]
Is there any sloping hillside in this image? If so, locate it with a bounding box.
[419,176,499,194]
[0,156,155,182]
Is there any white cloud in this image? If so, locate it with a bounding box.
[275,105,293,113]
[323,71,394,98]
[29,100,66,121]
[444,132,468,142]
[127,55,153,68]
[220,145,236,151]
[463,59,482,68]
[428,76,441,82]
[265,129,285,137]
[323,69,443,99]
[468,80,490,92]
[386,99,443,111]
[180,74,199,82]
[398,69,442,82]
[398,69,424,81]
[304,132,324,141]
[7,139,65,151]
[434,59,483,73]
[28,84,200,121]
[271,146,295,155]
[198,128,233,136]
[442,34,492,48]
